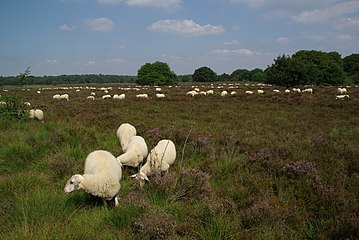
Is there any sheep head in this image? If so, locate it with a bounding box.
[64,174,84,194]
[130,172,149,188]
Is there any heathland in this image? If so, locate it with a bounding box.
[0,83,358,239]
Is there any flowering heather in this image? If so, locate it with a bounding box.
[147,127,160,139]
[281,160,317,177]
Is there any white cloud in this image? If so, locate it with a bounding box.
[59,24,77,31]
[230,0,337,9]
[85,17,114,32]
[211,48,258,57]
[224,40,240,45]
[126,0,181,9]
[277,37,289,44]
[334,16,359,29]
[148,19,225,36]
[292,1,359,24]
[336,34,353,41]
[45,59,59,65]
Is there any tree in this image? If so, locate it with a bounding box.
[343,54,359,83]
[136,61,177,85]
[192,66,216,82]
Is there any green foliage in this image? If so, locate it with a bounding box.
[230,68,265,82]
[193,66,217,82]
[265,50,345,86]
[136,61,177,86]
[343,53,359,84]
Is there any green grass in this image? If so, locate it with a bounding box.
[0,83,358,239]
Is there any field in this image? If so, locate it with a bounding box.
[0,83,358,239]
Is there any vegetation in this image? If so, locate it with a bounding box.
[137,61,177,86]
[193,66,216,82]
[0,83,358,239]
[344,54,359,84]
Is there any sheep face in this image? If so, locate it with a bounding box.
[64,174,83,194]
[131,172,149,188]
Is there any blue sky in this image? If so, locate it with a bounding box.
[0,0,358,76]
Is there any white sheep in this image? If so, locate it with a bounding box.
[113,93,125,100]
[155,87,162,92]
[53,94,61,99]
[257,89,264,94]
[117,136,148,168]
[220,90,228,97]
[136,94,148,98]
[64,150,122,207]
[336,94,350,100]
[87,96,95,100]
[302,88,313,94]
[24,102,31,106]
[206,90,214,95]
[293,88,301,93]
[337,88,347,94]
[60,94,69,101]
[186,90,198,97]
[131,139,176,187]
[29,109,44,122]
[245,91,253,95]
[284,89,291,93]
[102,94,112,99]
[116,123,137,153]
[156,93,165,98]
[273,89,280,93]
[230,91,237,95]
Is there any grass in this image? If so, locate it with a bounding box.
[0,83,358,239]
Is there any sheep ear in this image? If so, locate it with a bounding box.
[130,174,137,178]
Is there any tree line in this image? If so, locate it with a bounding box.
[1,50,358,87]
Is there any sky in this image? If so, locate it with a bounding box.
[0,0,358,76]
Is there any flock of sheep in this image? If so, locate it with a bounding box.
[63,123,176,207]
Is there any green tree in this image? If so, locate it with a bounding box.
[343,54,359,83]
[136,61,177,85]
[192,66,216,82]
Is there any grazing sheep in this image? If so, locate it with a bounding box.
[336,94,350,100]
[116,123,137,153]
[136,94,148,98]
[113,93,125,100]
[29,109,44,122]
[87,96,95,100]
[186,90,198,97]
[220,90,228,97]
[155,87,162,92]
[53,94,61,99]
[64,150,122,207]
[284,89,291,93]
[302,88,313,94]
[102,94,112,99]
[131,139,176,188]
[245,91,253,95]
[273,89,280,93]
[337,88,347,94]
[156,93,165,98]
[60,94,69,101]
[117,136,148,168]
[230,91,237,95]
[37,90,41,94]
[90,92,96,96]
[257,89,264,94]
[206,90,214,95]
[24,102,31,106]
[293,88,301,93]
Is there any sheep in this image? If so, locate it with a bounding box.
[131,139,176,188]
[64,150,122,207]
[87,96,95,100]
[155,87,162,92]
[29,109,44,122]
[336,94,350,100]
[220,90,228,97]
[113,94,125,100]
[337,88,347,94]
[156,93,165,98]
[117,136,148,168]
[102,94,112,99]
[116,123,137,153]
[302,88,313,94]
[245,91,253,95]
[230,91,237,95]
[60,94,69,101]
[257,89,264,94]
[199,91,207,95]
[136,94,148,98]
[90,92,96,96]
[284,89,291,93]
[24,102,31,106]
[186,90,198,97]
[206,90,214,95]
[37,90,41,94]
[293,88,301,93]
[53,94,61,99]
[273,89,280,93]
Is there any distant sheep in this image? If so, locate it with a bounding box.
[113,94,125,100]
[53,94,61,99]
[230,91,237,95]
[136,94,148,98]
[186,90,198,97]
[293,88,301,93]
[116,123,137,153]
[336,94,350,100]
[64,150,122,207]
[302,88,313,94]
[156,93,165,98]
[131,139,176,187]
[155,87,162,92]
[29,109,44,122]
[102,94,111,99]
[257,89,264,94]
[87,96,95,100]
[273,89,280,93]
[284,89,291,93]
[220,90,228,97]
[337,88,347,94]
[206,90,214,95]
[60,94,69,101]
[245,91,253,95]
[117,136,148,168]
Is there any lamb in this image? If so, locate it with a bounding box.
[29,109,44,122]
[64,150,122,207]
[337,88,347,94]
[131,139,176,187]
[116,123,137,153]
[117,136,148,168]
